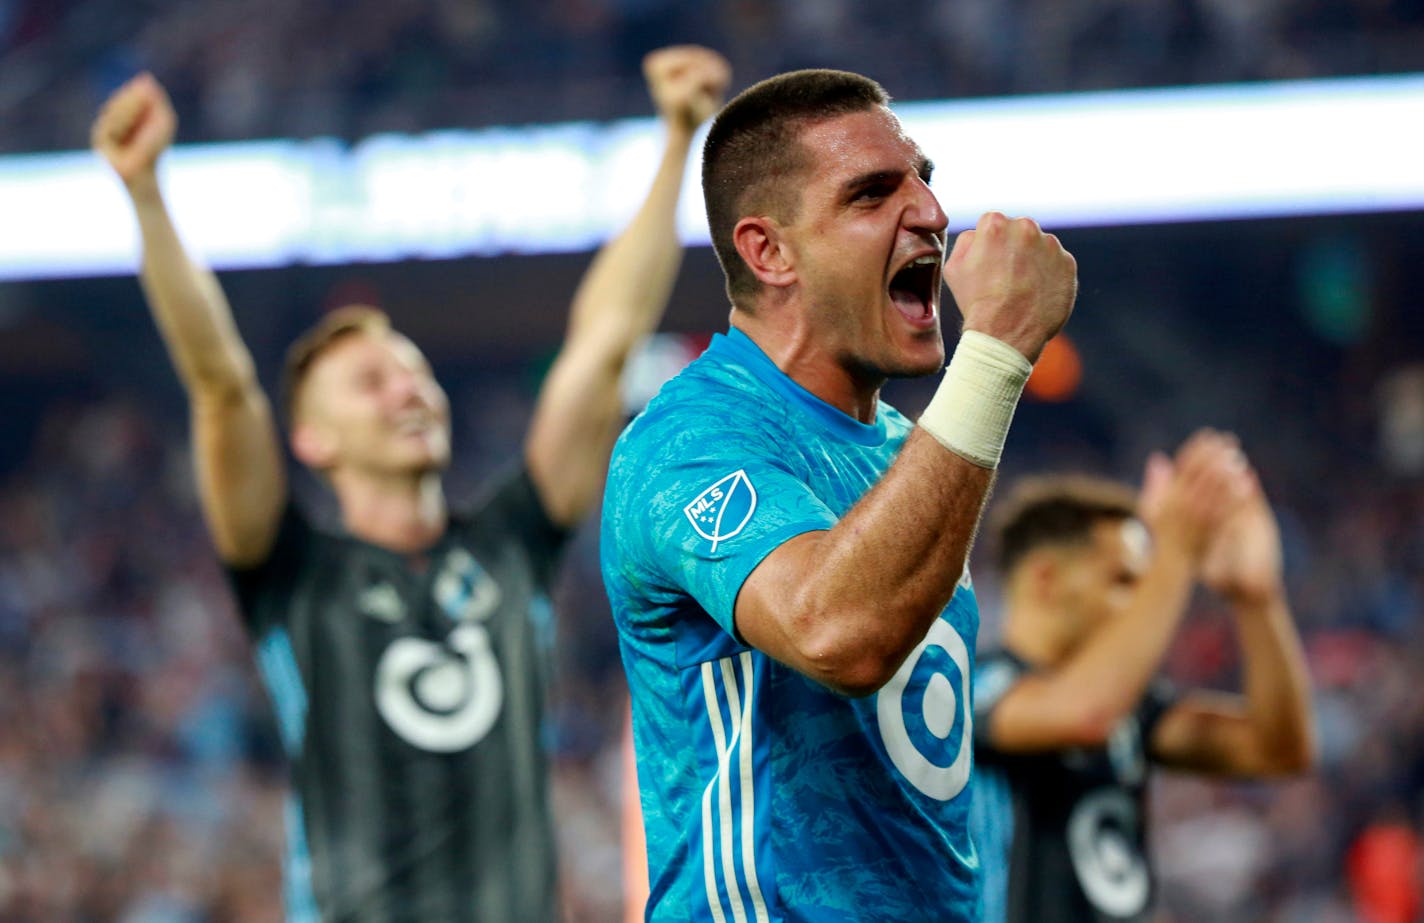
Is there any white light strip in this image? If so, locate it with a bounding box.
[1,74,1421,282]
[909,76,1424,229]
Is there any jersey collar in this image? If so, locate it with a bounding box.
[710,327,888,447]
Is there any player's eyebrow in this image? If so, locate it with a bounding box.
[842,157,935,198]
[842,169,904,199]
[846,168,898,188]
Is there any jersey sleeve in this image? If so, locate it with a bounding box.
[1138,675,1182,742]
[972,652,1026,753]
[464,462,571,589]
[223,502,315,636]
[613,410,839,639]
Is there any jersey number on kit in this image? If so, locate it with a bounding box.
[375,548,506,753]
[877,619,974,801]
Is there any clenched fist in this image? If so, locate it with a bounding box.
[945,211,1077,364]
[644,45,732,135]
[91,72,176,188]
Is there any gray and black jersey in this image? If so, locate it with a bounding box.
[970,650,1178,923]
[228,466,567,923]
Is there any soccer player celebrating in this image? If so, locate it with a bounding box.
[90,46,730,922]
[970,435,1315,923]
[601,70,1076,920]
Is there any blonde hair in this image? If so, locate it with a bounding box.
[279,304,391,424]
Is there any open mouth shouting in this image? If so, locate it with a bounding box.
[888,250,943,329]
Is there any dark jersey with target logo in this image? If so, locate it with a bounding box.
[227,465,567,923]
[970,650,1178,923]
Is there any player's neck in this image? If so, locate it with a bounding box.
[333,469,448,553]
[731,316,883,424]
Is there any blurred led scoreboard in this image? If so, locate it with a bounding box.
[1,74,1421,281]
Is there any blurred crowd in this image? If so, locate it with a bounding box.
[0,398,287,919]
[2,0,1424,153]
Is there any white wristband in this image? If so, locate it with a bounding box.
[918,331,1032,469]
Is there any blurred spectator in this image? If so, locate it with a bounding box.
[1347,806,1423,923]
[3,0,1424,153]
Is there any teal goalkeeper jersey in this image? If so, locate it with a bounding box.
[601,327,980,923]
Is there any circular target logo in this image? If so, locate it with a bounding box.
[877,619,973,801]
[375,623,503,752]
[1067,788,1150,916]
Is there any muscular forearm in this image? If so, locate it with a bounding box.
[742,431,994,696]
[127,174,259,398]
[738,213,1076,696]
[1232,594,1315,772]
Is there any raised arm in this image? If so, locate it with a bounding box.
[982,432,1249,750]
[92,74,286,567]
[736,214,1078,697]
[1148,470,1316,776]
[525,46,731,527]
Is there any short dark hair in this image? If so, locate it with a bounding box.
[990,476,1140,576]
[280,304,391,424]
[701,69,890,305]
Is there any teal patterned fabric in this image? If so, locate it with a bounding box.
[602,328,981,922]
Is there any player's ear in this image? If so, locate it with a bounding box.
[291,419,338,470]
[1027,556,1061,604]
[733,216,796,289]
